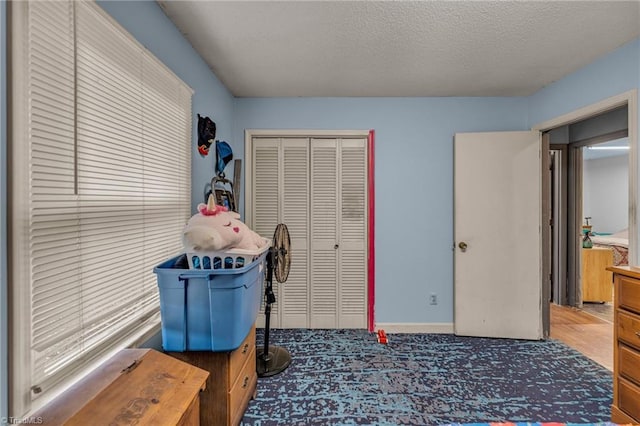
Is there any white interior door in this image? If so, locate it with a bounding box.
[454,131,543,340]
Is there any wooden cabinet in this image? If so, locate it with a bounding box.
[33,349,209,425]
[168,326,257,426]
[608,266,640,424]
[582,247,614,302]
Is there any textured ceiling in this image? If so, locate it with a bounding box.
[158,1,640,98]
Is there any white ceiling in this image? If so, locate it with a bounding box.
[158,1,640,98]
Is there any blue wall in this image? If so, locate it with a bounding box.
[98,1,235,215]
[234,97,529,323]
[528,38,640,127]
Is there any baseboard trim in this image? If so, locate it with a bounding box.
[374,322,454,334]
[254,320,455,334]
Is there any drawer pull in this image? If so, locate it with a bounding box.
[242,343,249,354]
[242,376,249,388]
[636,331,640,338]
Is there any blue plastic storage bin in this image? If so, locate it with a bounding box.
[153,250,267,352]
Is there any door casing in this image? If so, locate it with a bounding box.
[533,90,638,308]
[244,129,374,329]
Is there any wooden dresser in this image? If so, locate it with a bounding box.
[34,349,209,425]
[582,247,613,302]
[608,266,640,424]
[168,326,257,426]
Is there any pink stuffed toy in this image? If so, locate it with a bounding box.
[182,196,267,252]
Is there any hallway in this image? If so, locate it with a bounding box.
[550,303,613,371]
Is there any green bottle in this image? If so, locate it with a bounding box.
[582,229,593,249]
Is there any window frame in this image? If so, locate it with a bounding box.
[8,0,193,416]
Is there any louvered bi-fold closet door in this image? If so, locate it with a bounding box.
[310,139,338,328]
[280,139,310,327]
[310,138,367,329]
[252,139,281,326]
[252,138,309,328]
[252,136,367,329]
[337,139,368,328]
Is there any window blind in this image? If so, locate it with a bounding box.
[11,1,192,413]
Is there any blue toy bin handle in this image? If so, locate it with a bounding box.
[176,273,216,281]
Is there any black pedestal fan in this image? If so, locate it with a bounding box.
[257,223,292,378]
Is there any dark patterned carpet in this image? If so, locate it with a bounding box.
[242,329,612,426]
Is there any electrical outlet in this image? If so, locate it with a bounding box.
[429,293,438,305]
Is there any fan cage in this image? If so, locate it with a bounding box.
[272,224,291,283]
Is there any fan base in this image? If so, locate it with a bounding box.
[256,345,291,378]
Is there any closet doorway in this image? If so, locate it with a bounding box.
[244,130,372,329]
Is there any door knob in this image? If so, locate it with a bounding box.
[334,244,339,249]
[458,242,468,252]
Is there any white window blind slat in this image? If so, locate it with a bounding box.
[30,94,74,120]
[29,53,74,86]
[76,118,144,151]
[11,1,193,413]
[76,57,142,98]
[30,137,75,158]
[30,4,73,33]
[31,284,83,310]
[76,93,143,132]
[32,284,83,312]
[32,161,75,176]
[31,183,76,195]
[76,151,142,171]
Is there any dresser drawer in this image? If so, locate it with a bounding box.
[619,344,640,386]
[229,346,257,426]
[617,310,640,351]
[229,327,255,381]
[165,324,257,426]
[618,377,640,422]
[619,275,640,315]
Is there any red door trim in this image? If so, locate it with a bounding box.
[367,130,375,332]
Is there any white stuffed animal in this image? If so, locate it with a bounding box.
[182,196,267,252]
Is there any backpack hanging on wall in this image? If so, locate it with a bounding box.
[215,140,233,176]
[197,114,216,157]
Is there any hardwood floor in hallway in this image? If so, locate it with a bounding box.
[550,303,613,371]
